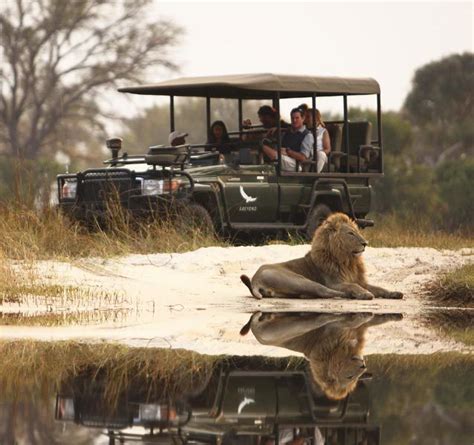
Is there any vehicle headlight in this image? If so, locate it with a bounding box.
[138,403,178,422]
[141,179,182,196]
[142,179,164,196]
[56,397,75,421]
[60,179,77,200]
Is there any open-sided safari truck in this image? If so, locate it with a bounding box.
[57,74,383,239]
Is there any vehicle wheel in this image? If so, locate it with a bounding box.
[305,203,332,241]
[177,203,215,236]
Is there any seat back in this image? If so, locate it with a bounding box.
[326,124,343,170]
[342,121,372,156]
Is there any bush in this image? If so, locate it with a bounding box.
[436,158,474,229]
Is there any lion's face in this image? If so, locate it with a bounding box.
[309,349,367,400]
[314,213,368,259]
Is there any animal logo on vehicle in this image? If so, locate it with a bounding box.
[239,186,257,203]
[237,396,256,414]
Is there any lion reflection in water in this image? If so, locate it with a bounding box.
[240,311,402,400]
[241,213,403,300]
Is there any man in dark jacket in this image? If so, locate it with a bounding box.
[261,107,314,171]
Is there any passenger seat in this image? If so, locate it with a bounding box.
[342,121,373,172]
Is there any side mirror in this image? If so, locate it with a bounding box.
[106,137,123,159]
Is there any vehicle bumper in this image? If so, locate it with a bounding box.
[58,195,185,222]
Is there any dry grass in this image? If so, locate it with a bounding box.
[0,341,221,403]
[0,203,225,261]
[0,255,127,306]
[0,308,135,326]
[366,214,473,250]
[424,264,474,307]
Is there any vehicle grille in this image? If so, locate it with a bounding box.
[79,169,138,204]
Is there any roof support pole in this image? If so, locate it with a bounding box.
[238,99,243,134]
[377,93,383,174]
[311,94,317,167]
[343,94,350,173]
[169,95,175,133]
[275,92,281,175]
[206,96,211,138]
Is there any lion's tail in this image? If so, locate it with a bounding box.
[240,274,262,299]
[239,318,252,336]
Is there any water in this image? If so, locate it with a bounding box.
[0,310,472,444]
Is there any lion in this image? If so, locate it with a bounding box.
[240,311,403,399]
[240,212,403,300]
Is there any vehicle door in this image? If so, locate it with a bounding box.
[220,164,278,223]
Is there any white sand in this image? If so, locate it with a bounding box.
[1,245,473,355]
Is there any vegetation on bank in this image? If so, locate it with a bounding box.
[0,203,224,261]
[366,214,474,250]
[424,263,474,307]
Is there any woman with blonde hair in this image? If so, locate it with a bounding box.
[299,104,331,172]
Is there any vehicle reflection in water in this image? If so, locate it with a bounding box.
[55,356,380,445]
[240,312,403,400]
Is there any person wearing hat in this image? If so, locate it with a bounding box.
[168,131,188,146]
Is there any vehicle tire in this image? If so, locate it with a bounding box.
[177,203,215,236]
[305,203,332,241]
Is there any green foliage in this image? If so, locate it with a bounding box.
[403,53,474,163]
[436,158,474,228]
[373,154,441,218]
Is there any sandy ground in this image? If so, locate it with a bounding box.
[1,245,473,356]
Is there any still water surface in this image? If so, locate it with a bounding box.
[0,310,472,444]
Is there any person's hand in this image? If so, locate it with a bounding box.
[266,127,277,137]
[242,119,252,129]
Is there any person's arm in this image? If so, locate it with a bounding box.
[286,148,306,162]
[322,129,331,154]
[289,132,314,162]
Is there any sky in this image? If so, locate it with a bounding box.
[118,1,473,118]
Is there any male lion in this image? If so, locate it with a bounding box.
[240,213,403,300]
[240,311,403,399]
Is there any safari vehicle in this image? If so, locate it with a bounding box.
[57,74,384,239]
[55,361,380,444]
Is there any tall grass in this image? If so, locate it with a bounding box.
[424,264,474,307]
[0,202,225,261]
[0,341,220,403]
[365,213,473,249]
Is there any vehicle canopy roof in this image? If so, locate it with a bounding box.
[118,73,380,99]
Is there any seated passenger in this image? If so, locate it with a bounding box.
[261,107,314,171]
[242,105,289,142]
[168,130,188,147]
[300,105,331,172]
[207,120,232,154]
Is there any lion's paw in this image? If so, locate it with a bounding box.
[387,291,404,300]
[348,290,374,300]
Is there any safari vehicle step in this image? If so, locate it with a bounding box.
[229,219,374,231]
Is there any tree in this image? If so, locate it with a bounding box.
[403,53,474,164]
[0,0,181,159]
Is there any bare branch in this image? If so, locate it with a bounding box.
[0,0,181,158]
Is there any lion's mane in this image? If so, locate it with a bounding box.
[309,213,367,286]
[307,327,366,400]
